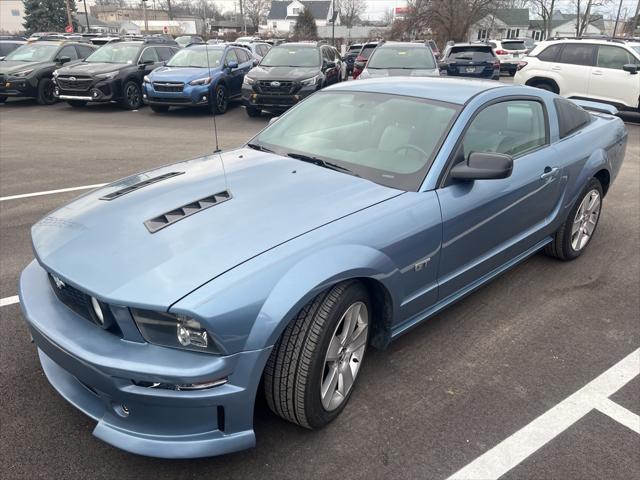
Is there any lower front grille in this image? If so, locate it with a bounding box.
[150,97,192,104]
[153,82,184,93]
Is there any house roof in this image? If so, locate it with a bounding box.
[267,1,331,20]
[530,13,605,32]
[493,8,529,27]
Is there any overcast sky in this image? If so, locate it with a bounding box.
[209,0,638,21]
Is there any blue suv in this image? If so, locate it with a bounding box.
[142,44,254,113]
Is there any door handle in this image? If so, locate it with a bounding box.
[592,70,603,75]
[551,66,561,71]
[540,167,559,179]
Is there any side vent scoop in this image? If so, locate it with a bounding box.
[100,172,184,201]
[144,190,232,233]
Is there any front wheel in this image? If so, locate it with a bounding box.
[120,81,143,110]
[263,281,370,429]
[211,84,228,114]
[36,78,56,105]
[545,178,603,261]
[0,96,7,103]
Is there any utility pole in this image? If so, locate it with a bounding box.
[613,0,624,37]
[142,0,149,35]
[331,0,336,45]
[82,0,90,32]
[64,0,74,32]
[239,0,246,34]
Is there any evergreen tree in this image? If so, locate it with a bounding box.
[293,6,317,40]
[23,0,77,34]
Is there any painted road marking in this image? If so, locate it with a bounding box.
[0,183,106,202]
[594,397,640,434]
[0,296,19,307]
[447,348,640,480]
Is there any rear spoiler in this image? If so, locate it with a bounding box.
[571,99,618,116]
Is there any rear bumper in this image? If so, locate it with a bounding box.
[19,260,271,458]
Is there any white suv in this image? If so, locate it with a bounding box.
[514,39,640,111]
[488,39,528,76]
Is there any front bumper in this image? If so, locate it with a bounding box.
[143,82,211,107]
[55,77,120,103]
[0,76,37,97]
[241,83,315,111]
[19,260,272,458]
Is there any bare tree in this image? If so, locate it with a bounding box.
[574,0,611,37]
[339,0,366,29]
[244,0,270,32]
[382,8,395,26]
[530,0,556,39]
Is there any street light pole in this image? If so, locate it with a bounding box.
[612,0,624,37]
[331,0,335,45]
[83,0,90,32]
[142,0,149,35]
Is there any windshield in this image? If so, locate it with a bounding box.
[448,47,494,61]
[85,43,140,63]
[175,36,191,47]
[360,45,377,59]
[166,48,224,68]
[631,45,640,56]
[501,41,526,51]
[260,46,320,67]
[368,47,436,69]
[5,43,57,62]
[252,91,459,191]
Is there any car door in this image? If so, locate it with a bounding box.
[138,47,163,76]
[588,45,640,109]
[321,46,338,84]
[436,98,564,299]
[224,48,242,96]
[56,45,78,64]
[552,43,596,98]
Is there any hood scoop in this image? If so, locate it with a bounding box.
[100,171,184,201]
[144,190,232,233]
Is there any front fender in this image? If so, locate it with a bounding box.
[244,244,401,351]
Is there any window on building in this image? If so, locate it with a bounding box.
[477,29,488,41]
[292,8,300,14]
[506,28,520,39]
[11,9,20,16]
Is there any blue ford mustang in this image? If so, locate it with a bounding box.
[19,78,627,458]
[142,44,254,114]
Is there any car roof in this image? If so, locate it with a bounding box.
[276,42,318,48]
[327,77,506,106]
[450,43,492,48]
[540,38,639,48]
[378,42,428,48]
[189,44,226,49]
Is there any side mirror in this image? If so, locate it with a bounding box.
[227,60,239,70]
[253,59,259,67]
[623,63,638,75]
[438,61,448,70]
[450,152,513,181]
[324,61,336,69]
[268,116,279,125]
[58,56,71,64]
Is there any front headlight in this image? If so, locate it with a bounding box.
[189,76,212,86]
[131,309,223,355]
[143,75,150,83]
[96,71,118,80]
[12,69,33,77]
[300,75,320,86]
[243,75,255,85]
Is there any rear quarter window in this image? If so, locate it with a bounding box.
[557,44,596,66]
[554,98,592,139]
[536,44,561,61]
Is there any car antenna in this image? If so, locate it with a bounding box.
[204,43,229,193]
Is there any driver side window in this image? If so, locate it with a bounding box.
[225,49,238,66]
[458,100,547,162]
[139,47,159,64]
[57,45,78,61]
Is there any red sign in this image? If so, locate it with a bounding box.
[65,24,73,33]
[395,7,409,14]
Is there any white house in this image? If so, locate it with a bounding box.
[470,8,530,42]
[0,0,25,34]
[263,1,339,35]
[529,12,606,41]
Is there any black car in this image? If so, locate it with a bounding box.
[0,39,26,60]
[241,42,343,116]
[53,39,180,109]
[0,40,95,104]
[343,43,362,75]
[439,43,500,80]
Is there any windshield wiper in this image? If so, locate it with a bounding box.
[286,152,356,176]
[247,143,274,153]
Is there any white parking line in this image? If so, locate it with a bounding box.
[594,397,640,434]
[0,184,106,202]
[447,348,640,480]
[0,296,19,307]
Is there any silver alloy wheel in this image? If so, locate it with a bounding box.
[571,189,601,251]
[320,301,369,411]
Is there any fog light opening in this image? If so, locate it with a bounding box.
[132,378,228,391]
[90,297,105,325]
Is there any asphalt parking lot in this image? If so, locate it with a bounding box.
[0,92,638,479]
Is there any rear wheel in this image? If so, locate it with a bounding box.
[120,81,142,110]
[36,78,56,105]
[530,79,558,93]
[150,105,169,113]
[245,105,261,117]
[545,178,603,261]
[263,281,370,429]
[67,100,86,108]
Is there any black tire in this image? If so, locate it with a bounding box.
[531,80,557,93]
[0,96,7,103]
[545,178,604,261]
[67,100,87,108]
[211,84,228,114]
[36,78,56,105]
[120,80,142,110]
[245,105,261,117]
[264,281,371,429]
[150,105,169,113]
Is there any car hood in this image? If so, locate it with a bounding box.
[360,68,440,79]
[56,61,127,75]
[0,60,49,74]
[32,148,401,308]
[248,65,320,80]
[149,66,219,82]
